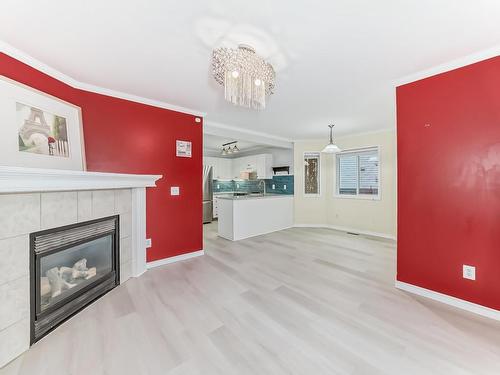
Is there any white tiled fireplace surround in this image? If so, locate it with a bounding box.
[0,167,161,367]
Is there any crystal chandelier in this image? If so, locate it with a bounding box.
[212,44,276,110]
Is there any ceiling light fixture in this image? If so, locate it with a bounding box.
[321,125,342,154]
[221,141,239,156]
[212,44,275,110]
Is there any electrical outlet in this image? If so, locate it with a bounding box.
[145,238,152,248]
[463,265,476,280]
[236,183,240,188]
[284,184,287,190]
[217,184,220,189]
[170,186,180,195]
[272,184,275,190]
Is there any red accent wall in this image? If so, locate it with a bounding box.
[0,53,203,262]
[397,56,500,311]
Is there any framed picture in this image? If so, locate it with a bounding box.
[0,76,85,170]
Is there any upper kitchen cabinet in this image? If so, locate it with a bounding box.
[217,158,232,179]
[231,154,273,179]
[203,157,232,180]
[255,154,273,179]
[232,155,256,178]
[205,154,274,180]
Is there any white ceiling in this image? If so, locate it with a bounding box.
[1,0,500,140]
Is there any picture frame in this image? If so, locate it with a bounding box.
[0,76,86,171]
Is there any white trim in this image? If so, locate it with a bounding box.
[395,281,500,322]
[334,145,381,200]
[294,223,396,241]
[394,44,500,87]
[292,128,395,143]
[303,151,322,197]
[333,194,381,201]
[0,40,205,117]
[0,166,162,193]
[131,188,147,277]
[146,250,205,269]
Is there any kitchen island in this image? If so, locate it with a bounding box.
[217,194,293,241]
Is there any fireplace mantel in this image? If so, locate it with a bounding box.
[0,166,162,193]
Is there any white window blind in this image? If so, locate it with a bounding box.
[336,147,379,197]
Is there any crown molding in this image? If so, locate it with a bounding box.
[292,127,395,143]
[0,40,206,117]
[394,44,500,87]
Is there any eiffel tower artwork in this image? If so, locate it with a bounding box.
[17,103,69,157]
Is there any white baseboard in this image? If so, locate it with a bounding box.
[294,223,396,241]
[395,281,500,321]
[146,250,205,269]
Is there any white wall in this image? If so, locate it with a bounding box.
[293,129,396,238]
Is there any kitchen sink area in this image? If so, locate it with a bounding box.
[203,139,294,239]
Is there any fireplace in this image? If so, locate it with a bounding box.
[30,215,120,344]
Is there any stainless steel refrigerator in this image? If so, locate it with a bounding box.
[202,165,213,224]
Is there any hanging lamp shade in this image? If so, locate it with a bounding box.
[321,125,342,153]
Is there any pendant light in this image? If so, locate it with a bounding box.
[321,124,341,153]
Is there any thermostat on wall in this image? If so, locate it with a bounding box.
[176,140,192,157]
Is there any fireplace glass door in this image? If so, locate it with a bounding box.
[31,216,119,344]
[39,235,113,312]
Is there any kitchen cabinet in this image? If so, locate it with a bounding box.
[217,195,293,240]
[213,192,233,218]
[255,154,273,179]
[218,158,232,179]
[231,154,273,179]
[204,153,273,180]
[231,155,254,178]
[203,157,232,180]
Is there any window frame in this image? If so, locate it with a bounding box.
[303,151,321,197]
[334,146,381,200]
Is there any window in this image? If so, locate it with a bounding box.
[336,147,379,198]
[304,152,320,195]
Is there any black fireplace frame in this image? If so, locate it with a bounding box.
[29,215,120,344]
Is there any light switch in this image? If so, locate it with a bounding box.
[171,186,180,195]
[463,265,476,280]
[272,184,276,190]
[284,184,287,190]
[145,238,152,248]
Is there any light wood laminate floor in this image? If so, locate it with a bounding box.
[2,223,500,374]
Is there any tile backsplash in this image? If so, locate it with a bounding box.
[213,175,294,195]
[266,175,294,194]
[212,180,234,193]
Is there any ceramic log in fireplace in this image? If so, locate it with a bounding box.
[30,216,120,344]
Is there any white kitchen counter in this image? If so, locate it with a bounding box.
[217,195,293,241]
[217,194,292,200]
